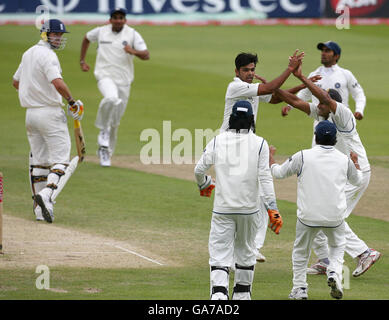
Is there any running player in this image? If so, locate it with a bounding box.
[80,8,149,166]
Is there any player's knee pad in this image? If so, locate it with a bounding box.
[210,266,229,299]
[46,164,67,190]
[30,165,50,196]
[232,264,255,300]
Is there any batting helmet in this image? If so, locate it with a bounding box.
[40,19,69,50]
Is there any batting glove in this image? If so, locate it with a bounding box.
[67,100,84,121]
[267,209,283,234]
[198,175,215,197]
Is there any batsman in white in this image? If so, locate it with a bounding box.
[221,51,306,262]
[195,101,283,300]
[80,7,150,167]
[275,64,382,278]
[270,120,362,300]
[12,19,84,223]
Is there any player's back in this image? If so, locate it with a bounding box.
[18,41,62,107]
[296,145,349,227]
[212,131,264,214]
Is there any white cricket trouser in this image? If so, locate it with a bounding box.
[209,213,258,267]
[312,171,370,259]
[254,200,268,250]
[292,219,345,290]
[95,78,131,154]
[26,107,70,166]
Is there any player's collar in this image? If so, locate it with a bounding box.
[37,40,52,49]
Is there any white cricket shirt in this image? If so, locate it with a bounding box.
[220,77,272,131]
[194,131,277,215]
[86,24,147,86]
[309,102,370,172]
[271,145,362,227]
[297,64,366,115]
[13,40,63,108]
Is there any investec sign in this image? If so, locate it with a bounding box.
[0,0,322,17]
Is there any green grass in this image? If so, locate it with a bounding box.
[0,24,388,300]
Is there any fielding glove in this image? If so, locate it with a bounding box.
[267,209,283,234]
[67,100,84,121]
[198,175,215,197]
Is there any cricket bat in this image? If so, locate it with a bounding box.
[74,120,86,163]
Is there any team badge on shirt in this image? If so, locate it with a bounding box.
[335,83,341,89]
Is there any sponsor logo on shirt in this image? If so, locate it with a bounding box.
[99,41,112,44]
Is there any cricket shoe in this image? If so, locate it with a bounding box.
[306,260,328,275]
[33,203,44,221]
[327,272,343,300]
[288,287,308,300]
[211,292,228,300]
[34,191,54,223]
[98,146,111,167]
[97,129,110,148]
[352,249,382,277]
[256,250,266,263]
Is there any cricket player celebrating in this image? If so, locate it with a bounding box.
[195,101,283,300]
[275,64,381,278]
[282,41,367,143]
[80,8,150,167]
[221,50,305,262]
[12,19,84,223]
[270,120,362,300]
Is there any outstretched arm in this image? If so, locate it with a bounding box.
[257,50,304,95]
[273,88,311,115]
[294,66,338,114]
[269,75,322,104]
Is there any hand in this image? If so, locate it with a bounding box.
[267,209,283,234]
[269,145,277,156]
[199,175,215,197]
[350,151,360,170]
[67,100,84,121]
[288,50,305,72]
[281,105,292,117]
[354,112,363,120]
[254,74,267,83]
[80,61,90,72]
[309,75,322,83]
[292,61,303,78]
[124,44,135,55]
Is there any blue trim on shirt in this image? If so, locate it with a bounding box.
[297,150,304,177]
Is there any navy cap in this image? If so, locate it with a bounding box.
[317,41,341,56]
[232,101,253,117]
[315,120,337,144]
[110,7,127,17]
[41,19,69,33]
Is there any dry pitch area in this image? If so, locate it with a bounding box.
[1,155,388,269]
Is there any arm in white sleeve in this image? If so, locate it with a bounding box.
[347,71,366,115]
[258,140,278,210]
[271,151,303,179]
[194,138,216,187]
[347,158,363,187]
[86,27,100,43]
[13,62,22,81]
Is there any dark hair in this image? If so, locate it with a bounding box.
[315,134,337,146]
[228,113,256,133]
[235,53,258,70]
[328,89,342,103]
